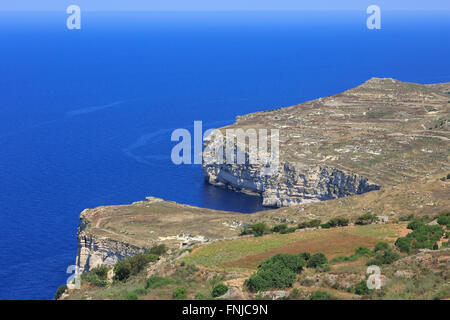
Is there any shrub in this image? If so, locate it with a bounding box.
[90,265,109,280]
[354,280,372,295]
[194,293,207,300]
[396,224,445,253]
[399,214,415,222]
[355,212,377,225]
[252,223,269,237]
[298,219,321,229]
[259,254,306,274]
[54,285,67,300]
[373,242,390,252]
[290,288,299,299]
[172,287,188,300]
[367,244,399,266]
[113,253,159,281]
[239,227,253,236]
[146,244,167,256]
[211,283,229,298]
[280,227,297,234]
[307,253,328,268]
[246,253,306,292]
[320,223,331,229]
[309,290,333,300]
[272,224,288,233]
[307,219,322,228]
[299,252,311,261]
[355,246,372,257]
[125,292,138,300]
[437,215,450,228]
[407,220,424,230]
[146,276,174,289]
[113,261,131,281]
[246,266,297,292]
[328,217,349,227]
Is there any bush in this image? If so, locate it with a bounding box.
[327,217,349,227]
[307,219,322,228]
[90,265,109,280]
[309,290,333,300]
[246,266,297,292]
[172,287,188,300]
[252,223,269,237]
[299,252,311,261]
[54,285,67,300]
[280,227,297,234]
[373,242,390,252]
[367,244,399,265]
[437,214,450,228]
[355,246,372,257]
[125,292,138,300]
[354,280,372,295]
[113,253,159,281]
[298,219,321,229]
[146,276,174,289]
[211,283,229,298]
[320,223,331,229]
[194,293,207,300]
[146,244,167,256]
[307,253,328,268]
[246,253,306,292]
[272,224,288,233]
[396,224,445,253]
[355,212,377,225]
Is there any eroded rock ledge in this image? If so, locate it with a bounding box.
[202,78,450,206]
[203,162,380,207]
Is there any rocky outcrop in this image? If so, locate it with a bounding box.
[202,160,380,207]
[75,210,144,273]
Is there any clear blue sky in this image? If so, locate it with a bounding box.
[1,0,450,11]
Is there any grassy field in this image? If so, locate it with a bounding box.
[181,223,409,271]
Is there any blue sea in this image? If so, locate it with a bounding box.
[0,10,449,299]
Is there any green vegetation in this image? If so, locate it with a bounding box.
[145,276,174,289]
[272,224,288,233]
[355,212,377,225]
[306,253,328,268]
[395,222,445,253]
[309,290,334,300]
[327,217,350,227]
[366,242,399,266]
[172,287,188,300]
[81,264,109,287]
[297,219,321,229]
[331,246,372,264]
[246,254,306,292]
[54,285,67,300]
[113,253,159,281]
[211,283,229,298]
[353,280,373,295]
[437,211,450,228]
[241,223,270,237]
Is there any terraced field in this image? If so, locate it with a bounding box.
[181,223,409,271]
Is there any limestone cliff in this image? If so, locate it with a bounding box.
[76,209,144,272]
[203,162,380,207]
[202,78,450,206]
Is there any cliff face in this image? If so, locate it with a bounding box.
[76,209,144,272]
[202,78,450,206]
[203,161,379,207]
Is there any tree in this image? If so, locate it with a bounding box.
[307,253,328,268]
[211,284,229,298]
[355,212,377,225]
[252,223,268,237]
